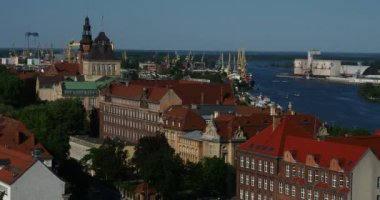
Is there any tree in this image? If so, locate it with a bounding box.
[18,99,88,160]
[81,138,131,183]
[133,134,185,199]
[184,157,231,199]
[0,66,25,106]
[327,125,370,137]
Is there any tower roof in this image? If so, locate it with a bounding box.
[86,31,116,60]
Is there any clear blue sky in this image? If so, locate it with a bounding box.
[1,0,379,52]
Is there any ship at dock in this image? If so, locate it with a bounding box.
[218,48,254,87]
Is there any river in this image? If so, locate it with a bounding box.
[248,62,380,132]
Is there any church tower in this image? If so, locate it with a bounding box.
[80,16,92,55]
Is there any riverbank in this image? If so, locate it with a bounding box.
[250,64,380,132]
[276,73,380,85]
[358,83,380,102]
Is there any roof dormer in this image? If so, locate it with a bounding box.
[329,158,344,172]
[306,154,320,168]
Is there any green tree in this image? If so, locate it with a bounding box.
[327,125,370,136]
[82,138,131,183]
[18,99,88,160]
[0,66,25,106]
[184,157,231,199]
[133,134,185,199]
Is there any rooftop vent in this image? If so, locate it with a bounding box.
[0,159,10,170]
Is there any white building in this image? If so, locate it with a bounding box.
[294,50,341,77]
[294,50,379,78]
[0,147,65,200]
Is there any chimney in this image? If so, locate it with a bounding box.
[0,159,10,170]
[270,102,276,116]
[214,111,220,119]
[272,116,281,131]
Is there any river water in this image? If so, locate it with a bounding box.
[248,62,380,132]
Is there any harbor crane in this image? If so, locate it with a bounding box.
[23,32,39,58]
[65,41,80,63]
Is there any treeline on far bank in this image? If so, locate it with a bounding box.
[358,83,380,102]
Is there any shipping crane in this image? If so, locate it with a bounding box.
[65,41,80,63]
[23,32,39,58]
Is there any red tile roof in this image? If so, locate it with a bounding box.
[326,135,380,160]
[108,83,171,103]
[130,80,235,105]
[240,115,369,171]
[162,106,206,131]
[214,113,273,140]
[240,116,315,157]
[8,68,36,80]
[0,116,52,160]
[42,62,79,77]
[0,147,36,185]
[236,105,271,116]
[284,136,367,171]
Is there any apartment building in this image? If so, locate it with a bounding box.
[99,82,182,144]
[236,116,380,200]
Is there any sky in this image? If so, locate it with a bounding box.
[1,0,379,53]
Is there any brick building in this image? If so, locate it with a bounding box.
[99,80,235,144]
[99,82,182,143]
[236,115,380,200]
[161,104,274,165]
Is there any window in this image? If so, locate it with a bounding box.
[285,164,290,177]
[297,167,302,177]
[321,171,325,183]
[258,178,262,189]
[338,195,343,200]
[251,176,255,187]
[270,162,274,174]
[246,175,250,185]
[258,160,262,172]
[240,189,243,200]
[251,158,255,170]
[258,194,262,200]
[246,157,250,169]
[332,174,337,187]
[245,191,249,200]
[325,172,328,183]
[308,170,313,183]
[251,192,255,200]
[292,166,296,177]
[240,174,244,184]
[285,184,289,195]
[315,170,319,181]
[302,168,305,178]
[291,185,296,197]
[279,182,283,193]
[264,161,268,173]
[324,193,329,200]
[240,156,244,168]
[377,177,380,189]
[345,176,349,188]
[307,190,312,200]
[339,175,344,187]
[270,180,273,191]
[264,179,267,190]
[301,188,305,199]
[314,191,319,200]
